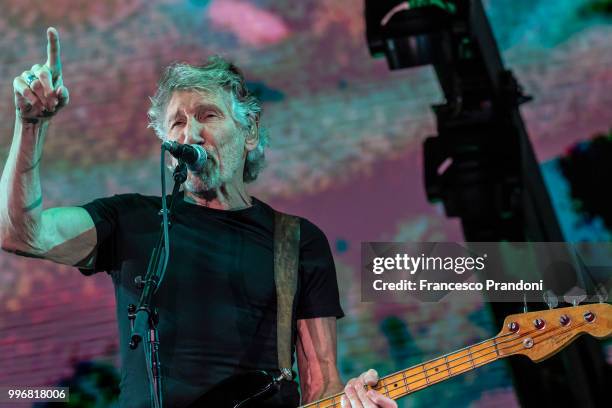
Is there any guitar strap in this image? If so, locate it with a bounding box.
[273,211,300,381]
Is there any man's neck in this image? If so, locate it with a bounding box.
[183,182,252,211]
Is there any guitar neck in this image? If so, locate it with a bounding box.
[300,336,502,407]
[299,303,612,407]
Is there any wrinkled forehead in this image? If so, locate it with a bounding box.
[164,88,231,124]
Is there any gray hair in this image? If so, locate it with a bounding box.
[148,56,268,183]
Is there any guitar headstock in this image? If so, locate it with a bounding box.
[496,303,611,362]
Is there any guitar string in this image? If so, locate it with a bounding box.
[298,332,514,407]
[380,320,590,397]
[306,320,590,408]
[299,319,591,408]
[374,320,591,400]
[376,319,591,395]
[299,330,521,407]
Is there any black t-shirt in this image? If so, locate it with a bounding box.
[78,193,344,408]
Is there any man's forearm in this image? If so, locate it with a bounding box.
[0,115,49,250]
[296,317,345,403]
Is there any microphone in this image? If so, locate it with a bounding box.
[162,141,207,172]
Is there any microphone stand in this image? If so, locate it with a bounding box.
[128,156,188,408]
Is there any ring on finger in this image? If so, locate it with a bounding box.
[25,73,37,87]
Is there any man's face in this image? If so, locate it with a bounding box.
[164,89,247,194]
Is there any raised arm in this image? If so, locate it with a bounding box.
[0,27,97,267]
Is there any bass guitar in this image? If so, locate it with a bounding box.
[189,303,611,407]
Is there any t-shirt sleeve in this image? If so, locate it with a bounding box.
[77,194,132,276]
[295,218,344,320]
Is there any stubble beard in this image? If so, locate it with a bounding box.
[184,161,221,193]
[183,143,244,196]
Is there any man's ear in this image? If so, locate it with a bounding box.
[244,122,259,152]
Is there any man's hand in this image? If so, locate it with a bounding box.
[13,27,69,122]
[342,369,398,408]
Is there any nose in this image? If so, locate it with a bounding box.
[182,116,205,145]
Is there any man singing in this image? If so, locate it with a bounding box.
[0,28,397,408]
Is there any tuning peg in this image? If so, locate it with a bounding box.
[563,286,587,306]
[543,290,558,309]
[594,284,608,304]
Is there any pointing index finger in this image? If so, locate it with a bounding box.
[46,27,62,78]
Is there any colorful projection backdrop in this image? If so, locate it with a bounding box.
[1,0,611,406]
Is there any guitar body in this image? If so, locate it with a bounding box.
[187,371,280,408]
